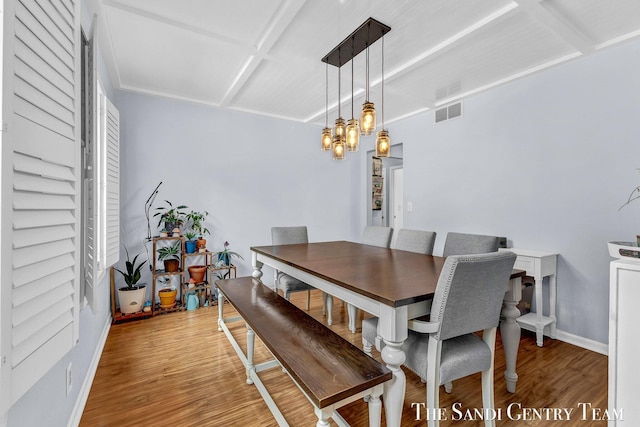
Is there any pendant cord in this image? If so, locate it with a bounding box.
[351,38,354,118]
[381,35,384,128]
[338,65,341,117]
[325,63,329,127]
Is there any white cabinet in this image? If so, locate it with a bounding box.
[609,259,640,425]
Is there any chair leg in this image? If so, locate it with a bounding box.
[362,336,373,356]
[481,327,497,427]
[444,382,453,393]
[306,290,310,310]
[426,338,442,427]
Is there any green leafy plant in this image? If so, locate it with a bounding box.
[213,241,244,266]
[186,210,210,237]
[185,231,197,241]
[154,200,188,229]
[157,240,181,261]
[114,245,147,289]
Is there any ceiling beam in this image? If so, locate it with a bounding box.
[218,0,308,108]
[514,0,595,54]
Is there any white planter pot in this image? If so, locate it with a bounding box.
[117,285,146,314]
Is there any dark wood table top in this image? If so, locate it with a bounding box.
[251,241,446,308]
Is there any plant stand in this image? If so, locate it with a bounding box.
[152,236,186,315]
[110,267,153,324]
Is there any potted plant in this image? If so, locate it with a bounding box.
[157,240,181,272]
[154,200,188,234]
[114,245,147,314]
[184,231,197,254]
[186,210,210,251]
[213,241,244,267]
[157,275,177,309]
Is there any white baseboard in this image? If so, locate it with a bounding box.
[555,329,608,356]
[67,315,112,427]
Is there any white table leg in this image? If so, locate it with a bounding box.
[324,293,333,325]
[501,276,522,393]
[549,274,557,339]
[347,304,357,333]
[381,340,406,427]
[251,251,263,280]
[534,277,544,346]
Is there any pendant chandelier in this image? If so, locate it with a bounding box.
[320,18,391,160]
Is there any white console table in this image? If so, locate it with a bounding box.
[500,248,558,347]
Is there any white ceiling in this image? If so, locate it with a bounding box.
[87,0,640,127]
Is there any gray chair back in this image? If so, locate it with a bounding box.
[362,226,393,248]
[394,229,436,255]
[442,232,500,257]
[431,251,516,341]
[271,226,308,245]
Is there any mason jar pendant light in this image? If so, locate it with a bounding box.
[321,63,332,151]
[346,38,360,152]
[333,64,346,160]
[360,46,376,136]
[375,35,390,158]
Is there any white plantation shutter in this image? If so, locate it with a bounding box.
[103,96,119,268]
[1,0,80,409]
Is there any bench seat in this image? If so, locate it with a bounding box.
[216,276,392,426]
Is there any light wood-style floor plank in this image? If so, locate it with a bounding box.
[80,290,607,426]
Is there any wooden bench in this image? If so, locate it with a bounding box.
[216,276,392,427]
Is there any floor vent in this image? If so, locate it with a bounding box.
[435,101,463,123]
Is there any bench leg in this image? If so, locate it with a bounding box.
[368,386,383,427]
[313,407,331,427]
[246,324,255,385]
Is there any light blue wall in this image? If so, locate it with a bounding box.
[388,38,640,344]
[114,91,357,296]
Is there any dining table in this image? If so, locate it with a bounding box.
[250,241,525,427]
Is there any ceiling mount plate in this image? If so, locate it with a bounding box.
[321,17,391,67]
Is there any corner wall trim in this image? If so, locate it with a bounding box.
[67,316,112,427]
[555,329,607,356]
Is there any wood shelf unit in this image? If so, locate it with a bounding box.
[152,236,186,316]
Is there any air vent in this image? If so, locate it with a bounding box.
[435,101,463,123]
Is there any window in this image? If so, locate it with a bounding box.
[81,23,119,313]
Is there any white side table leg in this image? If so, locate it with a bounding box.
[347,304,357,333]
[549,274,557,339]
[534,277,544,347]
[368,385,383,427]
[381,340,406,427]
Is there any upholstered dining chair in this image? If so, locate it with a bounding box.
[362,228,436,354]
[442,232,500,257]
[345,226,394,333]
[407,251,516,427]
[271,226,316,311]
[347,225,393,334]
[361,225,394,247]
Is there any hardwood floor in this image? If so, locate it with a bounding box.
[80,290,607,426]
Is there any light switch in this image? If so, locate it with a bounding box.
[407,202,413,212]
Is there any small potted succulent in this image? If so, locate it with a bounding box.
[114,245,147,314]
[157,240,181,272]
[184,231,198,254]
[154,200,188,235]
[213,241,244,267]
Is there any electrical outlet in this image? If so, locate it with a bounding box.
[66,363,72,396]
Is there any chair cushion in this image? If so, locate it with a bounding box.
[278,272,314,294]
[402,330,491,385]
